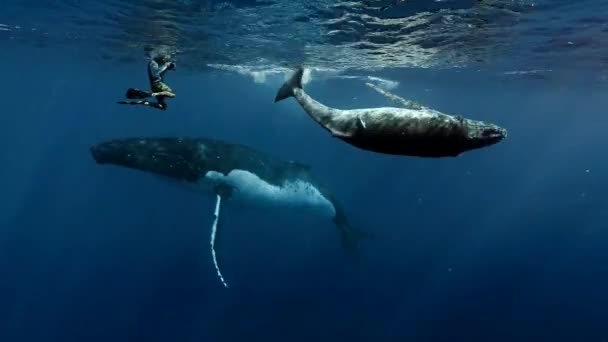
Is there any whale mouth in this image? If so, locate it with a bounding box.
[89,141,139,168]
[463,119,508,151]
[90,144,111,164]
[482,126,508,142]
[90,141,130,165]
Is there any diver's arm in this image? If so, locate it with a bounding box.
[156,61,176,75]
[148,59,162,80]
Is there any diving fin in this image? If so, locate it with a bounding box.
[126,88,152,99]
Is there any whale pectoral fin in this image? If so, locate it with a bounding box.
[210,192,230,288]
[332,117,364,139]
[365,82,428,110]
[330,127,355,138]
[330,131,351,138]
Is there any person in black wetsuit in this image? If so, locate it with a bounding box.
[118,54,176,110]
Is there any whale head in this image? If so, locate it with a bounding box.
[90,137,205,182]
[463,119,507,151]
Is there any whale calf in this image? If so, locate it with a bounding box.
[90,136,368,288]
[275,67,507,157]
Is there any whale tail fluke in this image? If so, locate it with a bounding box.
[274,67,305,102]
[333,208,373,260]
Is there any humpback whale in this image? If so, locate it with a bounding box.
[275,67,507,157]
[90,137,368,288]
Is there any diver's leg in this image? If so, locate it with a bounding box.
[151,90,175,98]
[154,96,168,110]
[151,81,176,98]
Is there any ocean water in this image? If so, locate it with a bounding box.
[1,1,608,341]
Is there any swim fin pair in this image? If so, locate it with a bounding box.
[125,88,152,99]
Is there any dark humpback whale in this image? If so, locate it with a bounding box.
[90,136,368,288]
[275,67,507,157]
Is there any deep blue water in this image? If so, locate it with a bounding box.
[2,1,608,341]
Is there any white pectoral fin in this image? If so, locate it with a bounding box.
[331,118,363,138]
[330,130,352,138]
[329,123,355,138]
[210,193,229,288]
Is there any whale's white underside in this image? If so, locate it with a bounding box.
[195,169,336,218]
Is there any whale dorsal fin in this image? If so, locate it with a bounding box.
[209,185,232,288]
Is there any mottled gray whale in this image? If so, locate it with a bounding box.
[90,137,368,288]
[275,67,507,157]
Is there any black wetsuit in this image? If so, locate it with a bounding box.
[148,59,174,92]
[147,58,175,110]
[119,57,175,110]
